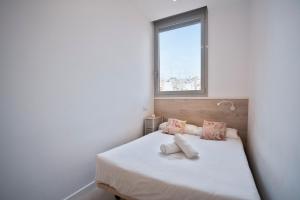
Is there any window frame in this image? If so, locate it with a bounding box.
[153,7,208,97]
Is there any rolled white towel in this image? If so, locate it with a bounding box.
[160,142,181,154]
[174,134,199,159]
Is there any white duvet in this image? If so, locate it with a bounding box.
[96,131,260,200]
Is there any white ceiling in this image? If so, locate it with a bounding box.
[130,0,207,21]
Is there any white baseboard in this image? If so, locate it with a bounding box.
[62,180,95,200]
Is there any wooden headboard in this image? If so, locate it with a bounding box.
[154,99,248,144]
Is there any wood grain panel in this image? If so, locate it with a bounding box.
[154,99,248,144]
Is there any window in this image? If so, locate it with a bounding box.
[154,7,208,97]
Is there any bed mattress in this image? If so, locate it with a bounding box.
[96,131,260,200]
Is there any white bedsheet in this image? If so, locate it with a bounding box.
[96,131,260,200]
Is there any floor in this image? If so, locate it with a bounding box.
[71,183,115,200]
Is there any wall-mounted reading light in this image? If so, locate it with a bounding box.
[217,100,236,111]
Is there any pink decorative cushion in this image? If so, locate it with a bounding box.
[201,120,227,140]
[163,118,186,134]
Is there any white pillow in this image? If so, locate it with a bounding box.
[226,128,239,139]
[184,124,202,135]
[159,122,202,136]
[158,122,168,130]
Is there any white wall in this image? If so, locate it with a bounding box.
[207,0,250,98]
[248,0,300,199]
[0,1,153,200]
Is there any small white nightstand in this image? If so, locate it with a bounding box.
[144,116,162,135]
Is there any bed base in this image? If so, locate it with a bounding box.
[96,182,136,200]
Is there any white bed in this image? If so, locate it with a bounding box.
[96,131,260,200]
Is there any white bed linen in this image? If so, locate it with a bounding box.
[96,131,260,200]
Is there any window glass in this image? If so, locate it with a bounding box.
[159,23,201,92]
